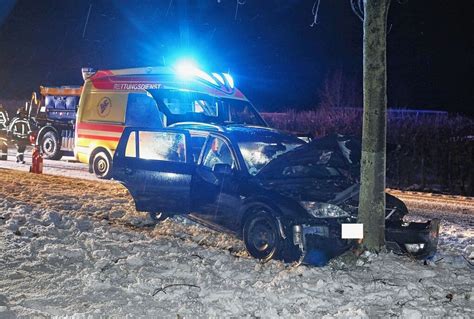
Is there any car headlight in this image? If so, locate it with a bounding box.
[300,201,350,218]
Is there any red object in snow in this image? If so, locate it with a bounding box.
[29,131,37,145]
[30,145,43,174]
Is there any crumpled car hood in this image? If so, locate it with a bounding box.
[256,134,362,203]
[259,178,360,204]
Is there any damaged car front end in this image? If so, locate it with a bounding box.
[290,210,440,264]
[247,133,440,263]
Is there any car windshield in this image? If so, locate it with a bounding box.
[151,90,266,127]
[238,134,304,176]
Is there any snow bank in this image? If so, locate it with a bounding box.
[0,198,472,318]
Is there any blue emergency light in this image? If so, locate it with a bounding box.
[174,59,234,91]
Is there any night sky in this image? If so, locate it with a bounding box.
[0,0,472,115]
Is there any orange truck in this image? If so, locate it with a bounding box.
[75,65,266,178]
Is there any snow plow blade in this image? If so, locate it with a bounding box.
[385,218,440,259]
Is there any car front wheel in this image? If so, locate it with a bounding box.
[243,210,283,262]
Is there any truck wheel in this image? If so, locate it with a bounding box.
[92,151,112,179]
[41,131,62,160]
[243,210,284,262]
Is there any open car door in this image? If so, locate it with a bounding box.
[113,127,194,214]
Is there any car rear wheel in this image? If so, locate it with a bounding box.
[92,151,112,179]
[41,131,62,160]
[243,210,283,262]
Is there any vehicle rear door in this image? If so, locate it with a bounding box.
[113,127,194,213]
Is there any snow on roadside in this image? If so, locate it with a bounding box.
[0,198,472,318]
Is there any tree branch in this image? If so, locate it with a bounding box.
[350,0,364,22]
[152,284,201,296]
[310,0,321,27]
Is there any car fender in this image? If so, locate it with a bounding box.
[239,196,302,239]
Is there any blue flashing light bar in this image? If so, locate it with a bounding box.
[223,73,234,89]
[174,59,235,91]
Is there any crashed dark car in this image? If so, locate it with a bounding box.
[112,124,439,264]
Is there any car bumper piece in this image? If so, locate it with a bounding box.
[292,218,440,262]
[385,218,440,259]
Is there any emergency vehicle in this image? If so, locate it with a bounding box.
[33,86,82,160]
[76,65,266,178]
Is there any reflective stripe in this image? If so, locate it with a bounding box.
[77,134,120,142]
[77,125,123,142]
[77,122,124,133]
[77,129,122,138]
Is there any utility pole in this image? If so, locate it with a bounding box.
[357,0,391,251]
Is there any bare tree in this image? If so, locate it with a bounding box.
[354,0,391,251]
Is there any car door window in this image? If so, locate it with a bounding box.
[113,127,193,214]
[125,131,136,157]
[189,134,207,163]
[138,131,186,162]
[202,137,235,169]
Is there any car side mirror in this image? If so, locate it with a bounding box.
[212,163,233,176]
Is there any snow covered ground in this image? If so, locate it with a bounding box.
[0,157,473,318]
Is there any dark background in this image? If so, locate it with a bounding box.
[0,0,472,115]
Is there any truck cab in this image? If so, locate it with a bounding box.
[34,86,82,160]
